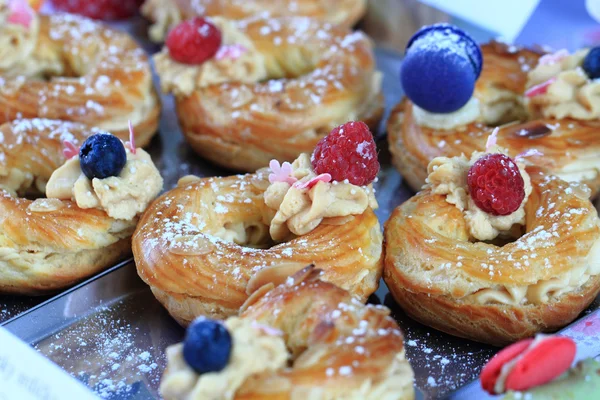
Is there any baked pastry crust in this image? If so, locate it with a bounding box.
[239,266,413,399]
[0,13,160,147]
[388,42,600,196]
[133,172,383,325]
[157,16,383,172]
[142,0,367,42]
[384,167,600,346]
[160,266,414,400]
[0,119,137,295]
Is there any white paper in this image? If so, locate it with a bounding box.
[0,327,97,400]
[420,0,541,42]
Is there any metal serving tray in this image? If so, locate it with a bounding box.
[3,4,600,400]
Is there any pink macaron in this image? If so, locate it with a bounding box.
[480,335,576,394]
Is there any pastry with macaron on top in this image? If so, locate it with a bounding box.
[388,23,600,196]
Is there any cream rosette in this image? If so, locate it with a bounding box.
[526,49,600,120]
[263,154,378,242]
[154,17,267,97]
[46,132,163,221]
[425,134,533,241]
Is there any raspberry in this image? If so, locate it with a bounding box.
[467,153,525,216]
[311,121,379,186]
[166,18,222,65]
[51,0,143,20]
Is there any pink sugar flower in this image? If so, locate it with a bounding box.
[215,44,248,61]
[8,0,34,28]
[538,49,569,66]
[63,140,79,159]
[126,120,136,154]
[268,160,297,185]
[515,149,543,162]
[485,128,499,152]
[293,173,332,190]
[251,322,283,336]
[525,77,557,98]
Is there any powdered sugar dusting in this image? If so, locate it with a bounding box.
[2,13,154,132]
[356,140,374,160]
[34,298,171,398]
[397,311,496,397]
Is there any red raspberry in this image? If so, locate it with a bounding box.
[467,153,525,216]
[312,121,379,186]
[166,17,222,65]
[51,0,143,20]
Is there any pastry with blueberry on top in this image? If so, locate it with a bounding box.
[0,119,162,294]
[160,265,414,400]
[388,23,600,196]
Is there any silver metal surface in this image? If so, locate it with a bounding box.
[3,7,600,400]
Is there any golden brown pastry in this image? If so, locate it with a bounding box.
[384,142,600,346]
[142,0,368,42]
[134,122,383,325]
[160,265,414,400]
[0,3,160,146]
[154,16,383,172]
[0,119,163,294]
[389,41,600,196]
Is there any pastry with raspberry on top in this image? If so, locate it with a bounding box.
[133,121,383,325]
[153,16,383,172]
[50,0,143,20]
[384,130,600,346]
[141,0,368,42]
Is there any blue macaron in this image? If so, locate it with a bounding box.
[400,24,482,114]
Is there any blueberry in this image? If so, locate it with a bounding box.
[400,23,482,113]
[183,319,232,374]
[79,133,127,180]
[583,47,600,79]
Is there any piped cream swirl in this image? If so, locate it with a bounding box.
[160,317,288,400]
[426,146,532,241]
[264,154,378,242]
[154,17,268,97]
[526,49,600,120]
[46,147,163,221]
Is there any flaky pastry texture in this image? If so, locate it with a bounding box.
[155,16,383,171]
[133,171,383,325]
[0,12,160,146]
[142,0,367,42]
[0,119,137,294]
[388,42,600,196]
[384,167,600,345]
[160,266,414,400]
